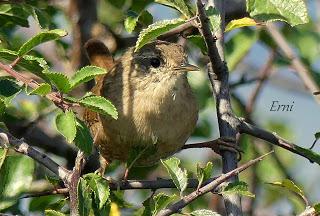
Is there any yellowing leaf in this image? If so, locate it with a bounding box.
[225,17,258,32]
[110,202,120,216]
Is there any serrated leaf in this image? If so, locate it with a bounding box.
[0,49,49,82]
[225,17,258,32]
[85,173,110,209]
[77,178,92,216]
[219,181,255,198]
[0,155,35,210]
[0,4,30,27]
[267,179,305,200]
[206,6,221,34]
[135,19,185,51]
[246,0,309,26]
[155,0,193,18]
[190,209,222,216]
[18,29,67,56]
[125,10,153,33]
[79,95,118,119]
[45,72,71,93]
[55,110,77,143]
[153,193,177,215]
[196,161,213,189]
[161,157,188,195]
[45,209,66,216]
[74,119,93,155]
[225,28,258,71]
[70,66,107,90]
[28,83,51,96]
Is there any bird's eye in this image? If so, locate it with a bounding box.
[150,57,161,68]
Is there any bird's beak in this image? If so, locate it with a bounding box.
[174,63,199,73]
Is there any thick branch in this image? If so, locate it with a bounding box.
[196,0,242,215]
[157,151,273,216]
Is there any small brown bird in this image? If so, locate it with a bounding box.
[84,39,199,168]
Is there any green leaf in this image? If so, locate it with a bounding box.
[0,155,35,210]
[153,193,177,215]
[0,4,30,27]
[84,173,110,209]
[0,49,49,82]
[155,0,193,18]
[190,209,222,216]
[225,17,258,32]
[206,6,221,34]
[45,209,66,216]
[196,161,213,189]
[314,203,320,213]
[161,157,188,195]
[0,77,22,107]
[29,196,62,212]
[246,0,309,26]
[267,179,305,200]
[32,7,51,29]
[225,28,258,71]
[187,35,207,54]
[74,119,93,155]
[219,181,255,198]
[55,110,77,143]
[18,29,67,56]
[79,95,118,119]
[45,72,71,93]
[77,178,92,216]
[135,18,185,51]
[0,99,5,116]
[124,10,153,33]
[70,66,107,90]
[28,83,51,96]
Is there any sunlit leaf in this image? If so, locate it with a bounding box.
[79,95,118,119]
[267,179,305,201]
[219,181,255,198]
[124,10,153,33]
[196,161,213,189]
[246,0,309,26]
[225,17,258,32]
[45,209,66,216]
[84,173,110,209]
[45,72,71,94]
[77,178,92,216]
[0,4,30,27]
[55,110,77,143]
[0,155,35,210]
[18,29,67,56]
[190,209,222,216]
[161,157,188,196]
[27,83,51,96]
[70,66,107,90]
[155,0,193,18]
[135,19,185,51]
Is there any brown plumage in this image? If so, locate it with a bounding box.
[84,39,198,166]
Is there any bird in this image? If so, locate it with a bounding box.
[83,39,199,170]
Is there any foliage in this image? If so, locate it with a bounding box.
[0,0,319,215]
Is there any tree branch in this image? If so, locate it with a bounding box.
[157,151,273,216]
[238,120,320,165]
[266,23,320,103]
[0,129,71,182]
[196,0,242,215]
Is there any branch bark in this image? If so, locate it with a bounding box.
[156,151,273,216]
[196,0,242,215]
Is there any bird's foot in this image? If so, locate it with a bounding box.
[213,137,243,161]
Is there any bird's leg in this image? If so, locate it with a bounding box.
[97,155,109,176]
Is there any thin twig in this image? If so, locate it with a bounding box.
[156,151,273,216]
[0,129,71,182]
[266,23,320,103]
[0,61,77,110]
[238,120,320,165]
